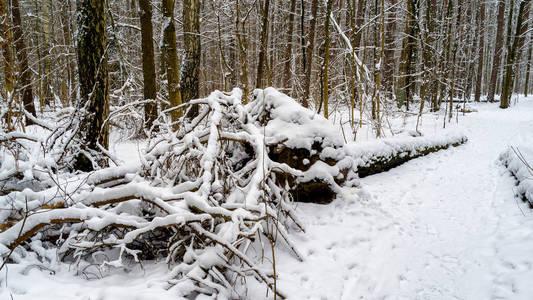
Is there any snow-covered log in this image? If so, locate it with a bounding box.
[258,89,467,203]
[345,133,468,178]
[500,147,533,206]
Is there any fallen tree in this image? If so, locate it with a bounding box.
[0,87,468,298]
[500,147,533,206]
[346,134,468,178]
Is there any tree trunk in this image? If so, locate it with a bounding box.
[236,0,249,103]
[354,0,366,51]
[396,0,418,110]
[487,0,506,102]
[383,0,396,98]
[301,0,306,72]
[255,0,270,89]
[302,0,318,108]
[11,0,37,121]
[474,0,486,102]
[181,0,201,112]
[500,0,530,108]
[162,0,182,123]
[59,0,75,107]
[0,0,14,96]
[322,0,332,119]
[283,0,297,93]
[139,0,158,130]
[515,0,530,94]
[75,0,109,171]
[525,43,532,96]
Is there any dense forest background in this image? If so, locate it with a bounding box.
[1,0,531,134]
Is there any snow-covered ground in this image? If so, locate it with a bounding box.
[272,96,533,300]
[2,96,533,299]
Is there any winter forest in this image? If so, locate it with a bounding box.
[1,0,533,299]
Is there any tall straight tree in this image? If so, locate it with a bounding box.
[302,0,318,108]
[162,0,182,123]
[500,0,531,108]
[396,0,419,110]
[525,44,532,96]
[75,0,109,171]
[236,0,250,103]
[383,0,397,98]
[474,0,486,102]
[0,0,14,130]
[138,0,157,130]
[322,0,333,118]
[181,0,201,108]
[515,0,530,93]
[255,0,271,88]
[0,0,13,96]
[11,0,37,121]
[283,0,297,93]
[487,0,506,102]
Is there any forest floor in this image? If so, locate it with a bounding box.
[2,96,532,300]
[269,96,533,300]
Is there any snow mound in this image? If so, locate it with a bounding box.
[500,146,533,204]
[252,88,345,150]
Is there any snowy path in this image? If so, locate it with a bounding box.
[275,99,533,300]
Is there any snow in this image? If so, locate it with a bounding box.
[270,96,533,299]
[253,88,345,150]
[2,94,533,299]
[500,146,533,204]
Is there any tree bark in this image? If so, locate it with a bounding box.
[383,0,396,98]
[283,0,297,93]
[255,0,270,89]
[59,0,76,107]
[487,0,506,102]
[0,0,14,96]
[322,0,333,119]
[11,0,37,121]
[236,0,249,103]
[139,0,158,130]
[396,0,418,110]
[162,0,182,123]
[515,0,530,93]
[75,0,109,171]
[525,43,532,96]
[354,0,366,51]
[181,0,201,110]
[500,0,530,108]
[302,0,319,108]
[474,0,486,102]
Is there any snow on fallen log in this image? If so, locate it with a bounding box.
[500,147,533,206]
[259,88,468,203]
[345,133,468,178]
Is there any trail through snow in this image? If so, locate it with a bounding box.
[274,98,533,300]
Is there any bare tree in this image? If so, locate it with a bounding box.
[487,0,506,102]
[302,0,318,107]
[500,0,531,108]
[139,0,157,130]
[12,0,37,121]
[181,0,201,109]
[255,0,271,89]
[474,0,486,102]
[162,0,182,123]
[74,0,110,171]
